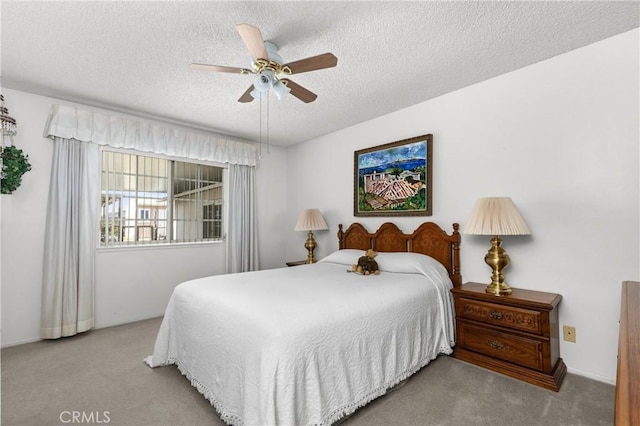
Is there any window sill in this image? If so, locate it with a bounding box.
[96,240,225,253]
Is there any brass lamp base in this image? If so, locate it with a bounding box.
[304,231,318,264]
[484,236,512,295]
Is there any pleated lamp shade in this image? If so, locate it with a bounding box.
[294,209,329,231]
[464,197,531,236]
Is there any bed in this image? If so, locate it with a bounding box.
[145,221,461,426]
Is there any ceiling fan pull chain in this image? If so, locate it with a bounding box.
[258,94,263,159]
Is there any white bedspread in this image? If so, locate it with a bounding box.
[145,259,455,426]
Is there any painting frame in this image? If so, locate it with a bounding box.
[354,134,432,217]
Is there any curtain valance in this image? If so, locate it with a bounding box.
[44,104,257,166]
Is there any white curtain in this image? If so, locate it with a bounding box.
[40,105,260,329]
[226,164,259,273]
[41,137,99,339]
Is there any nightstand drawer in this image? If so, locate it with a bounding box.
[458,297,542,335]
[458,321,543,371]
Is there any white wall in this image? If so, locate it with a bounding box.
[286,29,640,383]
[0,89,288,346]
[255,144,288,269]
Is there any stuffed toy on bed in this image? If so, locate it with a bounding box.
[352,249,380,275]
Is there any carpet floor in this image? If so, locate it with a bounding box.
[1,317,615,426]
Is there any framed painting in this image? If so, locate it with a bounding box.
[354,134,432,217]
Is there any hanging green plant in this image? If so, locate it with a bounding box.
[1,145,32,194]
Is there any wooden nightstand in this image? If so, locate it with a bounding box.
[286,260,307,267]
[451,282,567,391]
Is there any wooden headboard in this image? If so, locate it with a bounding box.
[337,222,461,288]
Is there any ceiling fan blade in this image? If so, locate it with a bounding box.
[190,63,251,74]
[283,53,338,75]
[236,23,269,61]
[281,79,317,103]
[238,85,255,103]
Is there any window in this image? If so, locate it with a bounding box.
[100,150,224,247]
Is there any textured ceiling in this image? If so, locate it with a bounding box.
[2,1,638,147]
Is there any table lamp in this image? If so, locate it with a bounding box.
[294,209,329,264]
[463,197,531,295]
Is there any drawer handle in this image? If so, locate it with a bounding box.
[489,310,503,320]
[487,339,508,350]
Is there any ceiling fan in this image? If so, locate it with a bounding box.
[191,23,338,103]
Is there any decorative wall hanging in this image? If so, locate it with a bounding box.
[354,134,432,217]
[0,94,31,194]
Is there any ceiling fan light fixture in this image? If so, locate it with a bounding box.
[272,79,291,100]
[253,70,274,92]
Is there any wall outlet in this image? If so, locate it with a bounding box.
[563,325,576,343]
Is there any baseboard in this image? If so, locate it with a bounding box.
[93,314,163,330]
[1,316,164,349]
[1,336,41,349]
[566,366,616,385]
